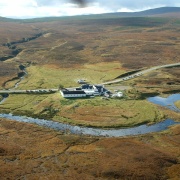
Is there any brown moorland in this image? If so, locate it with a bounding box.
[0,16,179,116]
[0,16,180,88]
[0,118,179,180]
[119,66,180,94]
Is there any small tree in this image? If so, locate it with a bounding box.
[58,84,64,90]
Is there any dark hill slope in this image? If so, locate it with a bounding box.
[123,7,180,16]
[93,7,180,18]
[0,7,180,23]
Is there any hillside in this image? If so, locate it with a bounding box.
[122,7,180,17]
[0,6,180,180]
[0,7,179,88]
[0,7,180,23]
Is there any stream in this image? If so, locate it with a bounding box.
[0,94,179,137]
[0,64,27,104]
[0,33,43,62]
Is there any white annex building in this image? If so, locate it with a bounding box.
[60,90,87,98]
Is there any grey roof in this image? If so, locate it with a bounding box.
[81,84,91,89]
[62,90,86,95]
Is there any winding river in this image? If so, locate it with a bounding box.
[0,94,179,137]
[0,113,179,137]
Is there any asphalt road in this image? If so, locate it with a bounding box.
[102,62,180,85]
[0,89,58,94]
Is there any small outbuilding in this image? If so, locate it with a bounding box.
[77,79,86,84]
[112,92,123,98]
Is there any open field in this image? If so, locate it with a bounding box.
[0,118,179,179]
[17,62,125,89]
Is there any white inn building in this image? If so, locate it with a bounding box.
[60,84,107,98]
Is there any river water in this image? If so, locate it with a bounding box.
[0,94,179,137]
[148,94,180,112]
[0,113,179,137]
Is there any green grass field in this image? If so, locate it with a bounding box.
[18,62,125,89]
[175,100,180,109]
[0,91,167,128]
